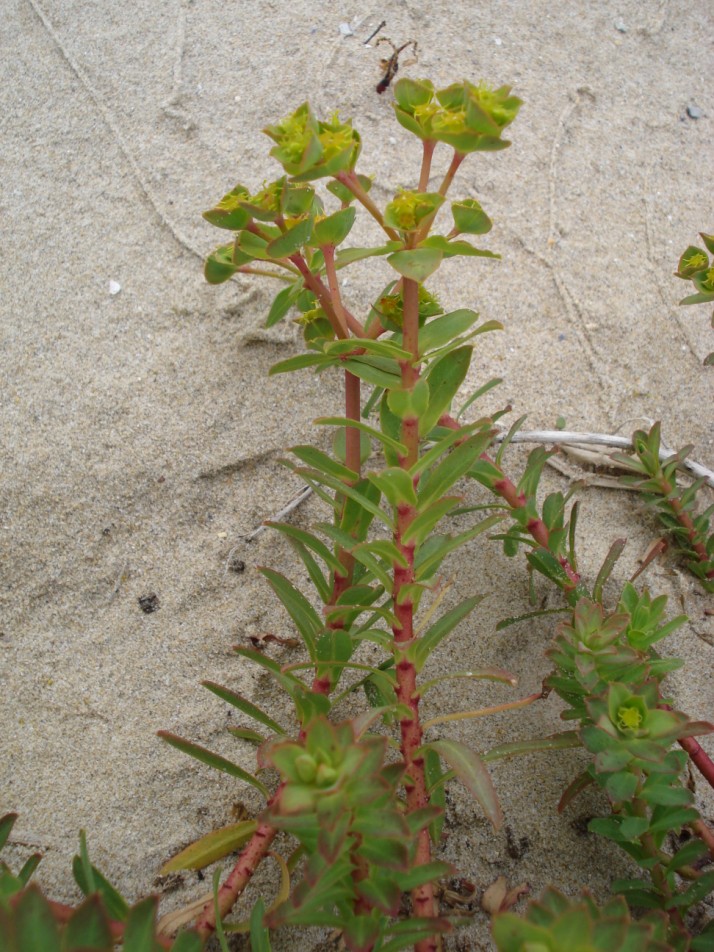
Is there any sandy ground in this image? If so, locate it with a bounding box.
[2,1,713,948]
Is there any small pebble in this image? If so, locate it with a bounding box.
[109,280,121,296]
[339,22,354,36]
[138,593,160,614]
[228,555,246,574]
[686,104,703,120]
[614,19,627,33]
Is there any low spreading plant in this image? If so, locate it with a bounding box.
[2,76,712,952]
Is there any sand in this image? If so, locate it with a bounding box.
[2,1,712,948]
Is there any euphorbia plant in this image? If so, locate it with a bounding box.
[153,77,714,951]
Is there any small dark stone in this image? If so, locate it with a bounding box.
[228,555,246,573]
[138,592,160,614]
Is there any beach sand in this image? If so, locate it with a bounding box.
[2,1,712,947]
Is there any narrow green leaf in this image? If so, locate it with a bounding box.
[227,726,265,745]
[335,242,402,267]
[170,931,203,952]
[161,820,258,873]
[410,595,485,672]
[158,733,269,797]
[315,416,407,458]
[266,282,301,327]
[418,309,481,355]
[483,731,582,762]
[202,681,286,735]
[295,467,393,530]
[290,445,358,484]
[249,898,272,952]
[593,538,627,603]
[495,607,570,631]
[415,514,504,579]
[420,345,473,435]
[402,496,461,545]
[260,566,322,661]
[325,337,412,361]
[17,854,41,887]
[269,352,336,376]
[417,432,494,509]
[72,857,130,921]
[367,467,418,508]
[0,813,17,852]
[78,830,96,897]
[265,521,343,574]
[647,807,699,835]
[425,738,503,830]
[341,357,402,389]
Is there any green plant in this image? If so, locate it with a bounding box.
[674,232,714,366]
[6,76,711,952]
[151,77,714,951]
[0,814,201,951]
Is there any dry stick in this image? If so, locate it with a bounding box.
[494,428,714,488]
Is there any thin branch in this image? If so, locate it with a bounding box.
[493,428,714,488]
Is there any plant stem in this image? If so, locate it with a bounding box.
[438,150,466,197]
[289,252,365,339]
[418,139,436,192]
[422,691,542,730]
[336,170,401,242]
[390,276,440,947]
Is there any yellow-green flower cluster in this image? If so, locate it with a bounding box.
[384,189,444,233]
[393,77,522,152]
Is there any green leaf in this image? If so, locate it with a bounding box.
[204,243,238,284]
[266,217,313,258]
[237,230,273,260]
[313,207,356,246]
[161,820,258,873]
[260,567,322,661]
[266,282,302,327]
[402,496,461,545]
[12,886,62,951]
[0,814,17,852]
[420,235,499,259]
[415,515,504,579]
[483,731,582,762]
[157,733,269,797]
[420,345,473,435]
[290,445,359,484]
[425,739,503,830]
[410,595,485,672]
[170,931,203,952]
[63,895,112,950]
[325,338,412,362]
[296,467,393,530]
[315,416,407,459]
[647,807,699,835]
[340,357,402,389]
[202,681,286,735]
[249,898,272,951]
[387,247,443,281]
[417,432,494,509]
[335,242,402,268]
[367,467,418,508]
[72,857,130,921]
[265,522,344,575]
[418,308,481,355]
[122,896,160,952]
[269,352,336,375]
[451,198,492,235]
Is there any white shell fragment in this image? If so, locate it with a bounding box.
[108,280,122,296]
